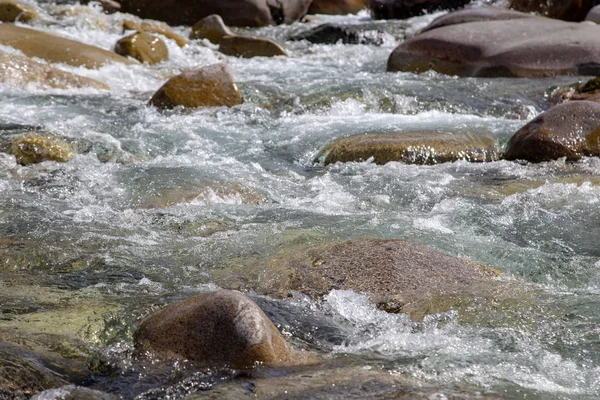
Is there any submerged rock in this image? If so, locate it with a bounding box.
[0,24,136,69]
[219,36,288,58]
[119,0,312,27]
[308,0,366,15]
[114,32,169,64]
[369,0,470,19]
[0,52,110,90]
[190,14,233,44]
[387,10,600,77]
[149,63,243,109]
[509,0,595,21]
[290,23,385,45]
[9,134,74,166]
[31,385,120,400]
[134,290,311,367]
[0,0,37,22]
[123,19,189,47]
[317,132,498,165]
[504,101,600,162]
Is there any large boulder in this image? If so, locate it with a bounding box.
[134,290,306,367]
[387,11,600,77]
[0,1,37,22]
[219,36,288,58]
[308,0,367,15]
[0,24,136,69]
[114,32,169,64]
[317,132,499,165]
[509,0,596,22]
[223,238,503,320]
[419,6,535,34]
[118,0,312,27]
[149,63,243,109]
[190,14,233,44]
[0,52,110,90]
[504,101,600,162]
[369,0,470,20]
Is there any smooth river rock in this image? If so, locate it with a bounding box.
[149,63,243,109]
[0,52,110,90]
[119,0,312,27]
[369,0,470,19]
[504,101,600,162]
[509,0,595,21]
[0,0,37,22]
[308,0,367,15]
[123,19,189,47]
[419,6,535,34]
[114,32,169,64]
[190,14,233,44]
[134,290,308,367]
[317,132,499,165]
[388,9,600,77]
[219,35,288,58]
[0,24,136,69]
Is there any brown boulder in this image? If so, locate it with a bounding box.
[114,32,169,64]
[9,134,74,166]
[149,63,243,109]
[119,0,312,27]
[0,52,110,90]
[219,36,288,58]
[0,1,37,22]
[308,0,367,15]
[388,12,600,77]
[0,24,136,69]
[123,19,189,47]
[509,0,595,22]
[317,132,499,165]
[133,290,308,367]
[190,14,233,44]
[504,101,600,162]
[369,0,470,19]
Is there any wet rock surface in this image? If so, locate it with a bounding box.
[134,290,312,367]
[31,385,121,400]
[8,134,75,166]
[219,36,288,58]
[122,19,189,47]
[419,6,535,34]
[0,1,37,22]
[149,63,244,109]
[114,32,169,65]
[505,101,600,162]
[318,132,499,165]
[190,14,233,44]
[388,9,600,77]
[290,22,386,45]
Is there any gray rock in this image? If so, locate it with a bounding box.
[420,6,535,34]
[585,4,600,23]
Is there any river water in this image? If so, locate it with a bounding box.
[1,2,600,399]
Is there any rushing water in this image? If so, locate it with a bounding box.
[1,2,600,399]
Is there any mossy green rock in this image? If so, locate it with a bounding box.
[115,32,168,65]
[9,134,74,165]
[504,101,600,162]
[0,24,136,69]
[318,132,498,165]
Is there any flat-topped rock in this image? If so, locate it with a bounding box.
[388,11,600,77]
[504,101,600,162]
[0,24,136,69]
[317,132,499,165]
[134,290,312,367]
[0,52,110,90]
[149,63,243,109]
[219,36,288,58]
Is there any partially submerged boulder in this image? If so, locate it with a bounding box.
[219,35,288,58]
[317,132,499,165]
[149,63,243,109]
[114,32,169,64]
[290,23,385,45]
[119,0,312,27]
[308,0,366,15]
[509,0,595,22]
[369,0,470,19]
[123,19,189,47]
[0,24,136,69]
[190,14,233,44]
[134,290,309,367]
[0,0,37,22]
[387,10,600,77]
[504,101,600,162]
[0,52,110,90]
[9,134,74,166]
